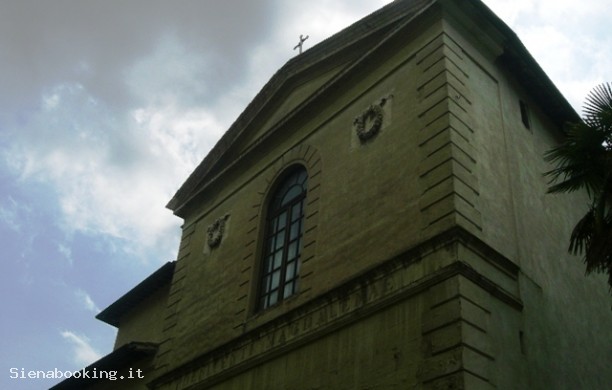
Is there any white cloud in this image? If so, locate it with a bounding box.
[75,289,100,313]
[57,243,73,265]
[3,82,191,260]
[481,0,535,26]
[279,0,391,50]
[482,0,611,110]
[0,196,30,232]
[125,34,210,107]
[61,330,102,367]
[2,0,609,266]
[231,0,396,135]
[1,27,251,263]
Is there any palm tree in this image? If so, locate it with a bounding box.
[545,82,612,291]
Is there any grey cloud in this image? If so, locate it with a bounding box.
[1,0,278,119]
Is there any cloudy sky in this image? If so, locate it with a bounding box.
[0,0,609,388]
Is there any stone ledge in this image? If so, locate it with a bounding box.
[149,227,521,389]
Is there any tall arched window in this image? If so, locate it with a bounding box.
[258,166,308,310]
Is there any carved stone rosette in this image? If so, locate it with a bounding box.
[354,97,389,142]
[207,214,229,249]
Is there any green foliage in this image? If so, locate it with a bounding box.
[545,82,612,291]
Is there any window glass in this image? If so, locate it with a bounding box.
[259,166,307,310]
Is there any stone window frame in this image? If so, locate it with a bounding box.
[257,165,308,310]
[240,144,322,317]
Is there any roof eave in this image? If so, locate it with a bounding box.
[458,0,580,126]
[96,261,176,327]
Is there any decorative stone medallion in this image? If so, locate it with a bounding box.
[353,97,390,143]
[207,214,229,249]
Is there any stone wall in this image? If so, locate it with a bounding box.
[149,2,612,389]
[151,228,521,389]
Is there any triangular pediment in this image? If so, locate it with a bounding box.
[208,17,409,181]
[167,0,577,216]
[168,0,437,214]
[230,59,350,159]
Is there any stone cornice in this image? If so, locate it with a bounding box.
[149,227,521,389]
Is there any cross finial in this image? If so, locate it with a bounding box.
[293,34,309,54]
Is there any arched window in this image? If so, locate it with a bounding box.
[258,166,308,310]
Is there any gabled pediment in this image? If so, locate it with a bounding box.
[167,0,577,216]
[167,0,438,215]
[229,59,350,161]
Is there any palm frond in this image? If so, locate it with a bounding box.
[545,83,612,292]
[583,221,612,290]
[544,122,607,196]
[546,172,600,195]
[569,208,595,255]
[571,208,611,258]
[583,83,612,136]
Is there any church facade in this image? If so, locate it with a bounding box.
[52,0,612,389]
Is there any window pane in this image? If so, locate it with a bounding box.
[273,250,283,269]
[290,221,300,240]
[268,292,278,306]
[286,261,296,280]
[259,166,307,311]
[274,230,285,250]
[271,270,280,289]
[287,241,298,261]
[276,212,287,230]
[268,219,276,232]
[262,275,271,291]
[282,186,302,206]
[267,236,275,252]
[264,256,274,273]
[283,282,294,298]
[291,203,301,222]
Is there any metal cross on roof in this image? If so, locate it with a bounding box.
[293,34,309,54]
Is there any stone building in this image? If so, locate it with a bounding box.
[52,0,612,389]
